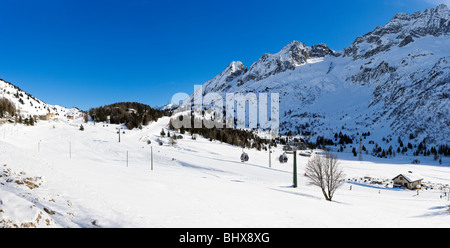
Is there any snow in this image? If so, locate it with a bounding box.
[395,171,424,183]
[1,118,449,228]
[188,5,450,149]
[195,32,450,148]
[0,79,83,118]
[1,5,449,228]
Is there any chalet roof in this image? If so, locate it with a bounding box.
[393,171,423,183]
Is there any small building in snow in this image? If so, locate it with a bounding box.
[392,171,423,190]
[18,110,28,116]
[38,115,49,121]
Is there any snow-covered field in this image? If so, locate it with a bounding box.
[0,117,449,228]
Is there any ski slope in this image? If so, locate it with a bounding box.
[0,117,449,227]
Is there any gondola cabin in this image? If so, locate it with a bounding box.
[279,153,288,163]
[240,152,249,162]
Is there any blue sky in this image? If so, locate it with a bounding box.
[0,0,446,110]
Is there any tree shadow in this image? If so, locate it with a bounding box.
[413,205,450,218]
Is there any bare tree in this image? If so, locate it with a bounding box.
[305,151,345,201]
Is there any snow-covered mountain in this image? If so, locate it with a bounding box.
[0,78,82,118]
[187,4,450,149]
[344,4,449,59]
[202,41,337,94]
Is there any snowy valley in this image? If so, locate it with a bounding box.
[0,4,449,228]
[0,117,449,228]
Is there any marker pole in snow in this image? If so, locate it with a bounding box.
[269,146,271,168]
[293,150,297,188]
[447,188,450,202]
[116,127,122,142]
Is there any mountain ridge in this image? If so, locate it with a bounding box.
[181,4,449,152]
[0,78,81,119]
[344,3,449,59]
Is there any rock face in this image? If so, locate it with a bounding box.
[237,41,337,86]
[202,41,337,92]
[310,44,336,58]
[180,5,450,146]
[202,61,247,93]
[344,4,449,59]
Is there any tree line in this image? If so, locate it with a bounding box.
[168,115,276,151]
[88,102,172,130]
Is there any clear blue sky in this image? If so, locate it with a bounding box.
[0,0,445,111]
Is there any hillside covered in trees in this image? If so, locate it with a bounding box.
[167,114,279,151]
[88,102,171,130]
[0,98,16,118]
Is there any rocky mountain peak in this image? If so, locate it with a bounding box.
[344,4,449,59]
[183,5,449,146]
[201,61,247,93]
[236,40,337,86]
[279,40,307,60]
[309,44,336,58]
[225,61,246,75]
[391,12,411,21]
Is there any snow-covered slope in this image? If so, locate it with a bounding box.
[0,117,449,227]
[186,4,449,148]
[0,78,81,118]
[344,4,449,59]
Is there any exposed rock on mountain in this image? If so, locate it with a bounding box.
[237,41,337,86]
[181,4,449,149]
[344,4,449,59]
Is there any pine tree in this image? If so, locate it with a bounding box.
[352,147,357,156]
